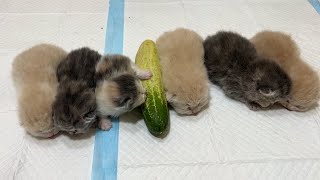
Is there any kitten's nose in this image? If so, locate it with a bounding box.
[191,110,198,115]
[190,108,199,115]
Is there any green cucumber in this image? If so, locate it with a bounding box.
[135,40,169,136]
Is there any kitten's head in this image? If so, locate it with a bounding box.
[247,58,291,108]
[53,81,97,134]
[96,73,146,117]
[166,82,209,115]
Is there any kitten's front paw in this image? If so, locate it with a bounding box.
[132,64,153,80]
[247,102,262,111]
[136,70,152,80]
[99,119,112,131]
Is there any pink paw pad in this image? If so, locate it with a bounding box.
[138,71,152,80]
[99,119,112,131]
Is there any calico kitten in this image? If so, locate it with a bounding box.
[203,31,292,110]
[53,48,151,134]
[95,55,151,130]
[251,30,320,111]
[12,43,67,138]
[156,28,210,115]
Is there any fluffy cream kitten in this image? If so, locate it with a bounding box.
[12,44,67,138]
[156,28,210,115]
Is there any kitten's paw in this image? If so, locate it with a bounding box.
[247,102,262,111]
[132,64,153,80]
[31,130,58,138]
[136,70,152,80]
[99,119,112,131]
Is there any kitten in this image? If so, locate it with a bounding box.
[12,43,67,138]
[156,28,210,115]
[56,47,101,88]
[53,47,151,134]
[203,31,292,110]
[95,55,151,130]
[52,80,96,134]
[53,47,101,134]
[251,30,320,111]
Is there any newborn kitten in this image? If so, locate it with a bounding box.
[95,55,151,130]
[251,30,320,111]
[203,31,292,110]
[56,47,101,87]
[12,43,67,138]
[52,80,96,134]
[53,47,101,134]
[156,28,210,115]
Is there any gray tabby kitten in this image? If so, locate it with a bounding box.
[203,31,292,110]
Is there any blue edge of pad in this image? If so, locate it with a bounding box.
[309,0,320,14]
[92,0,124,179]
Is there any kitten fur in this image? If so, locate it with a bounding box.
[95,55,150,129]
[56,47,101,87]
[12,43,67,138]
[251,30,320,111]
[53,80,96,134]
[53,47,101,134]
[203,31,292,110]
[156,28,210,115]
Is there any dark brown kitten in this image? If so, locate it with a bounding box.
[53,80,96,134]
[56,47,101,88]
[53,47,101,134]
[203,31,291,110]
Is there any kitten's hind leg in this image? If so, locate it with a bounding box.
[98,117,113,131]
[28,129,58,138]
[132,64,152,80]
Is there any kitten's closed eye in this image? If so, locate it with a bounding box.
[116,96,132,107]
[258,86,276,97]
[84,110,96,120]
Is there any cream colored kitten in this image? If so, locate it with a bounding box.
[156,28,210,115]
[12,44,67,138]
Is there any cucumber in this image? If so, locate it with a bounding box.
[135,40,169,136]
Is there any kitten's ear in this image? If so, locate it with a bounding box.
[258,87,276,97]
[166,92,176,103]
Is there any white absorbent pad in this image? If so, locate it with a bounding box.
[1,0,320,179]
[0,0,107,179]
